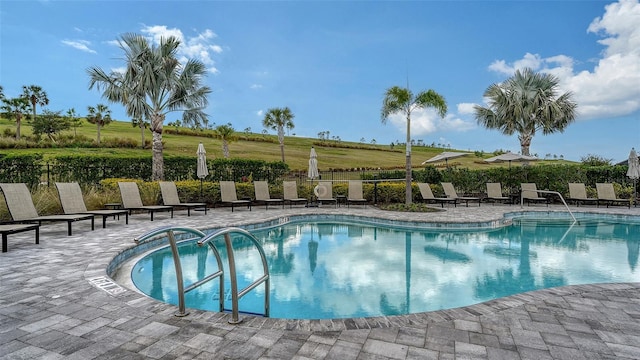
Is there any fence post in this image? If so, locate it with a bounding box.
[373,175,378,205]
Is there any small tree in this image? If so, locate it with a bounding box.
[581,154,612,166]
[32,109,70,141]
[215,123,237,158]
[132,118,149,148]
[66,108,82,137]
[86,104,112,145]
[1,96,31,139]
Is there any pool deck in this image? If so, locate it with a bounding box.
[1,203,640,359]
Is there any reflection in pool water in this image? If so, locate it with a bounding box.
[131,217,640,319]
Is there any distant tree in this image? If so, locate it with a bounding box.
[371,139,377,145]
[580,154,612,166]
[88,32,211,180]
[1,96,31,139]
[132,118,149,148]
[244,127,251,134]
[215,123,237,158]
[474,68,577,156]
[0,85,4,100]
[65,108,82,137]
[22,85,49,125]
[262,107,295,162]
[360,137,366,143]
[381,86,447,204]
[32,109,70,141]
[86,104,112,145]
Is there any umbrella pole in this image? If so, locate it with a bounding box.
[200,178,204,202]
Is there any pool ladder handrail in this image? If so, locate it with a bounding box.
[134,226,225,318]
[520,189,576,222]
[134,225,270,324]
[198,227,271,324]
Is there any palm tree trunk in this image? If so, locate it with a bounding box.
[151,113,165,180]
[222,140,230,158]
[140,123,145,149]
[278,127,285,162]
[97,124,101,145]
[405,114,412,204]
[518,133,533,156]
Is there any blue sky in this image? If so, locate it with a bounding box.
[1,0,639,163]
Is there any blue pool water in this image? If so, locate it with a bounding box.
[131,214,640,319]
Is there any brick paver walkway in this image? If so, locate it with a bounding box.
[1,204,639,359]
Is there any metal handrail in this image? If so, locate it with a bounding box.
[134,226,224,317]
[198,227,271,324]
[520,189,576,222]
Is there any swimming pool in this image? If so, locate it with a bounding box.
[130,213,640,319]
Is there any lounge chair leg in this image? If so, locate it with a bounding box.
[67,221,72,236]
[2,234,6,253]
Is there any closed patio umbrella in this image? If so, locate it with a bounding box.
[308,147,319,180]
[307,147,319,207]
[196,143,209,201]
[627,147,639,206]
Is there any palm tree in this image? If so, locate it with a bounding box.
[262,107,295,162]
[22,85,49,124]
[1,96,31,139]
[474,68,577,156]
[132,118,149,148]
[65,108,82,137]
[87,33,211,180]
[381,86,447,204]
[86,104,112,145]
[214,123,237,158]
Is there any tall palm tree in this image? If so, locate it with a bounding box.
[22,85,49,124]
[86,104,112,145]
[381,86,447,204]
[474,68,577,156]
[214,123,237,158]
[87,33,211,180]
[262,107,295,162]
[1,96,31,139]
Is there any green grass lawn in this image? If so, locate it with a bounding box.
[0,117,572,171]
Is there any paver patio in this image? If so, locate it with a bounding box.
[1,204,639,359]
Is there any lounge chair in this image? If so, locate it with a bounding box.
[159,181,207,216]
[219,181,251,212]
[596,183,630,208]
[417,183,457,207]
[485,183,510,204]
[55,182,129,228]
[347,180,367,208]
[441,182,481,207]
[118,182,174,221]
[314,181,337,207]
[253,181,284,209]
[567,183,597,207]
[283,181,308,208]
[521,183,549,206]
[0,183,94,236]
[0,223,39,252]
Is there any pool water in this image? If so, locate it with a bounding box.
[131,216,640,319]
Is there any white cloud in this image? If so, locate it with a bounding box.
[140,25,223,74]
[250,84,263,90]
[256,110,264,117]
[486,0,640,121]
[387,107,476,137]
[61,39,96,54]
[457,103,477,115]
